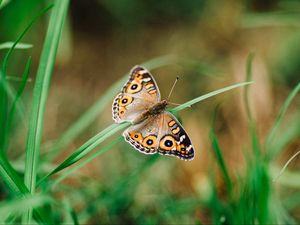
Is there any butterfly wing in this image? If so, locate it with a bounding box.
[156,112,194,161]
[112,65,161,123]
[123,112,194,161]
[123,115,161,154]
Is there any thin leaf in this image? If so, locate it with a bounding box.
[51,137,123,189]
[270,165,300,188]
[0,42,33,50]
[244,52,255,121]
[210,130,233,195]
[265,82,300,159]
[3,57,31,151]
[272,150,300,182]
[6,76,32,82]
[23,0,69,223]
[171,81,253,113]
[39,123,129,184]
[70,208,79,225]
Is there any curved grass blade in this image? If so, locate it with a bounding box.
[244,52,255,121]
[50,136,123,189]
[272,149,300,182]
[23,0,70,223]
[270,165,300,188]
[43,55,177,160]
[265,82,300,160]
[210,129,233,195]
[38,123,129,184]
[170,81,253,113]
[0,42,33,50]
[2,57,31,151]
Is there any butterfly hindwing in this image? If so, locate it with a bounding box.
[112,65,160,123]
[123,115,161,154]
[157,112,194,161]
[123,112,194,161]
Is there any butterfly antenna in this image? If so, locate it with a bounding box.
[167,76,179,101]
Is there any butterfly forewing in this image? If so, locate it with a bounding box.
[112,65,161,123]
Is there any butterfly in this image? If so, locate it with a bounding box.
[112,65,194,161]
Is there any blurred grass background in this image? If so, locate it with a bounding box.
[0,0,300,224]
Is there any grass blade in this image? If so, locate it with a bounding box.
[171,81,253,113]
[210,129,233,195]
[0,42,33,50]
[51,136,123,189]
[244,52,255,121]
[265,82,300,159]
[272,150,300,182]
[3,57,31,151]
[39,123,129,183]
[23,0,70,223]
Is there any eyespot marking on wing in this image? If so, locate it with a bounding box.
[119,96,133,106]
[159,135,177,151]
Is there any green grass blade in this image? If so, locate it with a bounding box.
[70,208,79,225]
[0,154,28,196]
[244,52,255,121]
[210,129,233,195]
[1,74,27,127]
[44,55,177,160]
[269,113,300,159]
[170,81,253,113]
[270,165,300,188]
[0,42,33,50]
[39,123,129,184]
[3,57,31,151]
[51,137,123,189]
[6,76,32,82]
[0,194,52,224]
[272,150,300,182]
[23,0,70,223]
[265,82,300,159]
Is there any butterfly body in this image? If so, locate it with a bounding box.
[112,66,194,161]
[132,100,168,124]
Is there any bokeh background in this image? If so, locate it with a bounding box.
[0,0,299,224]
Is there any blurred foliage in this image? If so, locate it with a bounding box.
[0,0,300,224]
[273,32,300,87]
